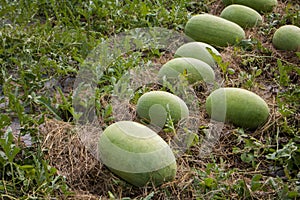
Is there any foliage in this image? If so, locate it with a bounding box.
[0,0,299,199]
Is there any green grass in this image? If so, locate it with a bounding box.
[0,0,299,199]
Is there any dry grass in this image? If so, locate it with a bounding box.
[40,120,108,199]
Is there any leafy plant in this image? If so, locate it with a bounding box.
[0,128,69,198]
[0,0,299,199]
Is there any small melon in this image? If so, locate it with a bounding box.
[158,57,215,84]
[220,4,263,28]
[99,121,177,187]
[205,87,269,129]
[185,14,245,47]
[222,0,277,13]
[174,42,220,68]
[136,91,189,127]
[272,25,300,51]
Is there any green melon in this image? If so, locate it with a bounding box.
[222,0,277,13]
[99,121,177,187]
[220,4,263,28]
[158,57,215,84]
[174,42,220,68]
[185,14,245,47]
[272,25,300,51]
[136,91,189,127]
[205,88,269,129]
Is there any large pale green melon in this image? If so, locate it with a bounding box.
[220,5,263,28]
[185,14,245,47]
[136,91,189,127]
[222,0,277,13]
[272,25,300,51]
[205,88,269,129]
[99,121,177,187]
[158,57,215,84]
[174,42,220,68]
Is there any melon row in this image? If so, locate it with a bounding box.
[99,90,190,187]
[220,0,299,51]
[183,0,299,52]
[99,91,188,187]
[98,1,284,188]
[98,39,222,187]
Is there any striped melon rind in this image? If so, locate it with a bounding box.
[174,42,220,68]
[136,91,189,126]
[222,0,278,13]
[205,87,270,129]
[158,57,215,84]
[220,4,263,28]
[272,25,300,51]
[98,121,177,187]
[185,14,245,47]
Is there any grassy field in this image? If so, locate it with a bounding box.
[0,0,299,199]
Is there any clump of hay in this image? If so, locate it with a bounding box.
[40,119,113,199]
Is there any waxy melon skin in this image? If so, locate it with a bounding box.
[174,42,220,67]
[158,57,215,84]
[185,14,245,47]
[272,25,300,51]
[222,0,277,13]
[99,121,177,187]
[136,91,189,127]
[220,5,263,28]
[206,88,269,129]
